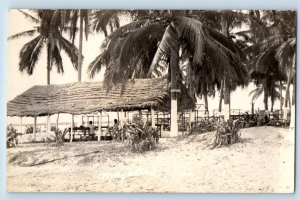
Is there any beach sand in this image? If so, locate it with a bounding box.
[6,126,294,193]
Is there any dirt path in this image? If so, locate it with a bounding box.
[6,126,294,192]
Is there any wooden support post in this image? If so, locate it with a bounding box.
[170,91,178,137]
[188,110,192,131]
[56,113,60,130]
[70,114,74,143]
[46,114,50,134]
[20,117,22,134]
[98,111,102,141]
[151,107,155,128]
[33,116,37,142]
[117,111,120,124]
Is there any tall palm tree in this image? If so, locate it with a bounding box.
[65,10,121,82]
[88,10,248,136]
[8,10,80,85]
[65,10,91,82]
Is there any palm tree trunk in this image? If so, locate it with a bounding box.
[221,15,230,121]
[47,45,51,85]
[264,89,268,111]
[218,80,224,112]
[284,57,294,119]
[279,81,283,114]
[224,81,231,121]
[290,55,296,129]
[271,99,274,112]
[78,10,83,82]
[204,93,209,116]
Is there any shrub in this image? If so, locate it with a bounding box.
[25,126,33,134]
[212,119,242,148]
[123,122,159,153]
[43,128,68,147]
[7,124,20,148]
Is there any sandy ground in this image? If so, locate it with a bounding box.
[6,126,294,193]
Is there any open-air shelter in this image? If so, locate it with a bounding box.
[7,78,195,141]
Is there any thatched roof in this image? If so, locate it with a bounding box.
[7,78,195,117]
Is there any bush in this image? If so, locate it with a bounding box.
[212,119,242,148]
[25,126,33,134]
[7,124,20,148]
[123,122,159,153]
[43,128,68,147]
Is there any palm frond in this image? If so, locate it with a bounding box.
[275,37,296,68]
[59,36,80,70]
[87,51,107,79]
[19,35,44,74]
[243,35,288,56]
[249,86,263,103]
[8,30,37,40]
[147,25,179,77]
[18,9,40,24]
[101,20,149,49]
[51,45,64,74]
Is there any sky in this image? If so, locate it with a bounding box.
[6,9,286,125]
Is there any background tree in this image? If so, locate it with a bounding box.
[8,10,80,85]
[243,10,296,126]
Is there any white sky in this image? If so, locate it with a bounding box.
[7,9,286,126]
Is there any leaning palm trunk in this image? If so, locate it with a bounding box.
[78,10,84,82]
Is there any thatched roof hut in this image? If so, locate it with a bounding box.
[7,78,195,117]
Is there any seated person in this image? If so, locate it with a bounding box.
[113,119,119,130]
[87,121,95,135]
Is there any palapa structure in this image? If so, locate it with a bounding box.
[7,78,194,117]
[7,78,195,141]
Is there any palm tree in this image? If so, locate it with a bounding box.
[8,10,80,85]
[88,10,248,136]
[249,82,283,112]
[244,10,296,126]
[188,10,267,120]
[92,10,120,37]
[65,10,91,82]
[65,10,121,82]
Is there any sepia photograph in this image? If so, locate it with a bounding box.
[6,9,296,192]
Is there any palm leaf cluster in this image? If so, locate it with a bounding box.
[88,12,249,98]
